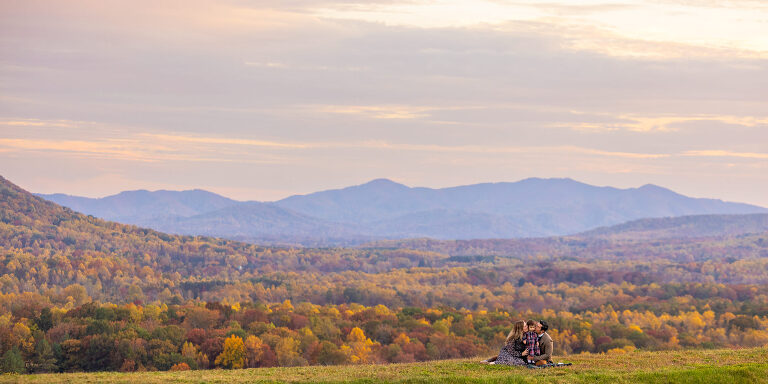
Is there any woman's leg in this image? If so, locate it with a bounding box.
[481,355,498,363]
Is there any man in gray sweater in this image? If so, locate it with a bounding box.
[531,320,553,365]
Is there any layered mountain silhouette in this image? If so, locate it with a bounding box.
[577,213,768,239]
[39,178,768,245]
[41,189,239,226]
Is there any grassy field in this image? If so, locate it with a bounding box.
[2,347,767,384]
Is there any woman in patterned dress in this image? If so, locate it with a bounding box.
[493,320,528,366]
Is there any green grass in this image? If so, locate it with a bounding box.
[3,347,767,384]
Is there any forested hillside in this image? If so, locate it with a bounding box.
[2,175,768,373]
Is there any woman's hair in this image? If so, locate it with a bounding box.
[505,320,525,344]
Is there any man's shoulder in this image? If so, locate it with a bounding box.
[541,332,553,342]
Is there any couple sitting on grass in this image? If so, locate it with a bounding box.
[481,319,553,366]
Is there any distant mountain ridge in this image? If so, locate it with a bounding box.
[41,189,239,226]
[577,213,768,239]
[39,178,768,245]
[150,202,370,247]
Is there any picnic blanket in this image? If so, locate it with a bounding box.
[526,362,572,369]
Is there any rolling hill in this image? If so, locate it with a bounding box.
[577,213,768,239]
[39,189,239,226]
[149,201,370,246]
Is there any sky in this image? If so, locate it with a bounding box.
[1,0,767,206]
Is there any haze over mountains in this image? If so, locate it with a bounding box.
[577,213,768,240]
[41,189,239,225]
[39,178,768,245]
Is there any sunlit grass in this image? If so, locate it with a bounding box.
[3,347,767,383]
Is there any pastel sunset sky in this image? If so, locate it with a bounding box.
[1,0,767,205]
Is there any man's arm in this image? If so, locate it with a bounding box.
[532,334,552,362]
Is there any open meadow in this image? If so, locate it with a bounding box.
[3,347,767,384]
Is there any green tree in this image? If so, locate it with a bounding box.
[32,338,58,373]
[0,347,25,373]
[35,308,53,332]
[82,334,114,371]
[316,341,347,365]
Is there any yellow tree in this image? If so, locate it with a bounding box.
[244,335,264,368]
[215,335,246,369]
[181,341,209,369]
[342,327,377,364]
[393,333,410,346]
[275,336,307,366]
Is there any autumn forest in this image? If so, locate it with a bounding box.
[1,176,767,373]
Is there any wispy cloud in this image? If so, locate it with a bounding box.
[557,113,768,133]
[0,136,282,163]
[133,133,674,159]
[683,150,768,160]
[2,118,762,163]
[303,105,768,134]
[1,119,84,128]
[312,0,768,58]
[313,105,432,119]
[0,138,163,162]
[139,134,311,149]
[0,129,672,162]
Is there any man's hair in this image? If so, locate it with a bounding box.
[539,320,549,332]
[526,320,536,328]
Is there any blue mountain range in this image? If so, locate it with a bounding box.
[38,178,768,245]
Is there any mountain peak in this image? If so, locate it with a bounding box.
[516,177,583,186]
[636,184,676,194]
[358,178,409,189]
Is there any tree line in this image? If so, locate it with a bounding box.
[1,297,766,373]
